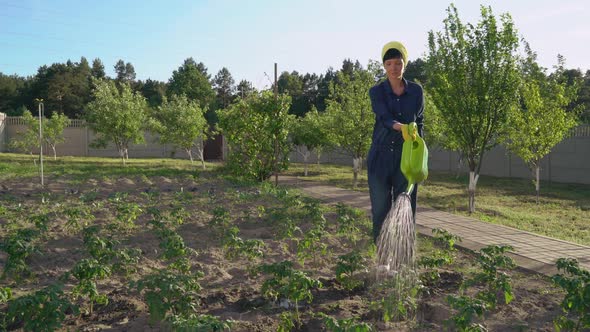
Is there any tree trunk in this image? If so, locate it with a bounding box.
[352,157,362,189]
[119,148,126,166]
[535,165,540,204]
[198,140,206,170]
[52,145,57,160]
[186,149,194,164]
[468,171,479,214]
[303,152,309,176]
[316,149,322,166]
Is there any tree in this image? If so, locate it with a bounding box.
[551,55,585,116]
[85,80,148,165]
[278,71,309,117]
[291,107,329,176]
[579,71,590,123]
[426,4,520,213]
[236,80,256,98]
[0,73,29,115]
[151,94,209,169]
[323,65,375,189]
[28,59,92,119]
[316,68,337,112]
[139,79,167,108]
[404,58,428,84]
[91,58,106,79]
[217,91,293,181]
[114,60,136,84]
[44,112,71,160]
[167,58,215,110]
[212,67,235,110]
[503,48,578,203]
[8,110,40,162]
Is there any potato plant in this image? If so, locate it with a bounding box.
[223,226,265,261]
[69,258,112,314]
[418,228,462,283]
[335,250,368,291]
[133,269,204,326]
[0,228,40,280]
[4,284,78,332]
[168,313,233,332]
[463,245,516,309]
[552,258,590,331]
[317,312,374,332]
[256,260,322,326]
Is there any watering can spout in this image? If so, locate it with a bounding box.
[400,122,428,193]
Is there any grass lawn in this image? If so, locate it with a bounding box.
[0,153,220,182]
[284,162,590,246]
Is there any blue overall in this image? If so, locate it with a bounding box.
[367,78,424,242]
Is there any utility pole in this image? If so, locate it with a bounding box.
[273,62,279,186]
[35,98,45,191]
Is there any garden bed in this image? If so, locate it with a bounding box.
[0,161,576,331]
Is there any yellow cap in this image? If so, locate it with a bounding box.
[381,41,408,64]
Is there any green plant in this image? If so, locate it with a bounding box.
[109,192,143,230]
[257,261,322,324]
[418,229,462,282]
[111,247,142,275]
[83,225,117,260]
[69,258,112,314]
[29,212,50,233]
[445,295,488,332]
[296,213,328,267]
[168,313,232,332]
[82,226,140,275]
[0,228,40,279]
[79,190,99,203]
[371,274,423,323]
[464,245,516,309]
[170,205,189,225]
[151,94,209,168]
[335,203,364,244]
[5,284,78,332]
[223,226,265,261]
[149,222,195,273]
[209,206,232,239]
[217,91,294,181]
[552,258,590,331]
[277,311,297,332]
[63,206,95,234]
[432,228,462,251]
[85,79,148,165]
[317,312,374,332]
[0,287,12,303]
[133,269,204,325]
[335,250,367,291]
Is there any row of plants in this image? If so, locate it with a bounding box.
[1,174,588,331]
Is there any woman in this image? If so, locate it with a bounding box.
[367,41,424,243]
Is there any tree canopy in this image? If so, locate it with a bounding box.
[426,4,521,213]
[85,80,148,165]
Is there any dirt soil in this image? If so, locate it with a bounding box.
[0,171,566,331]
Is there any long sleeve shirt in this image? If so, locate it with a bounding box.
[368,78,424,150]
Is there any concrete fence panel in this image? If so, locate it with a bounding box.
[289,125,590,185]
[2,115,589,185]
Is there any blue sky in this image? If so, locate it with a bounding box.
[1,0,588,89]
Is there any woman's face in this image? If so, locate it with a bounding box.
[384,57,405,80]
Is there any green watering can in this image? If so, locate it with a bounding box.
[400,122,428,193]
